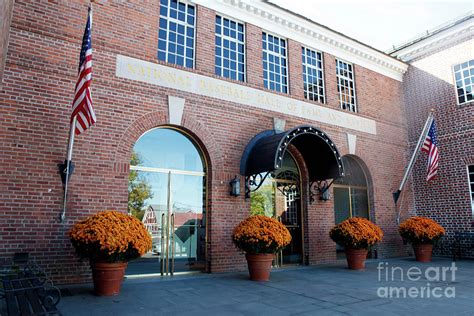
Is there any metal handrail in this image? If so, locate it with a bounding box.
[171,213,175,276]
[160,213,165,276]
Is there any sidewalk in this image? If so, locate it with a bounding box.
[57,258,474,315]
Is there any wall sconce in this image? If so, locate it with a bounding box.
[229,175,241,196]
[319,182,331,201]
[309,180,332,203]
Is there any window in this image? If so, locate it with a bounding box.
[468,165,474,217]
[158,0,195,68]
[215,16,245,82]
[453,60,474,105]
[336,59,356,112]
[262,32,288,93]
[334,156,370,223]
[302,47,325,103]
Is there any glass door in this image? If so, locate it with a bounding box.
[162,172,206,275]
[126,127,207,276]
[249,153,303,267]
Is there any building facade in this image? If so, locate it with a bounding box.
[390,14,474,257]
[0,0,412,284]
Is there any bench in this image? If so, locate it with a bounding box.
[0,253,61,316]
[452,232,474,261]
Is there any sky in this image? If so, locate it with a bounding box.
[269,0,473,52]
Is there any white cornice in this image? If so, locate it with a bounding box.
[390,17,474,62]
[192,0,408,81]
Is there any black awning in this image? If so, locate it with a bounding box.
[240,125,344,181]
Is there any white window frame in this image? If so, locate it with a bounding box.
[262,31,289,94]
[336,58,357,112]
[452,60,474,106]
[158,0,196,68]
[468,165,474,218]
[215,14,246,82]
[302,46,325,103]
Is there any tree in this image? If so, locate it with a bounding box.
[250,191,266,216]
[128,152,153,221]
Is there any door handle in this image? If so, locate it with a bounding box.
[160,212,165,276]
[171,213,175,276]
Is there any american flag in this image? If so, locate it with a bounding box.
[421,119,439,181]
[71,7,96,135]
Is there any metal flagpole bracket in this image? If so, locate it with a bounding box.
[57,160,75,187]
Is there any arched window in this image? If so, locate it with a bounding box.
[128,127,206,275]
[333,156,370,223]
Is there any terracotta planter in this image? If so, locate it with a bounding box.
[90,261,128,296]
[345,248,368,270]
[413,243,433,262]
[245,253,274,281]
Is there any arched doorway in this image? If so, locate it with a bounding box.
[249,153,303,265]
[241,125,345,267]
[126,127,207,276]
[333,155,371,258]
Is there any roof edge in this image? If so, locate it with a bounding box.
[192,0,408,81]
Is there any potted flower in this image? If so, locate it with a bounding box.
[329,217,383,270]
[69,210,152,296]
[232,215,291,281]
[399,216,445,262]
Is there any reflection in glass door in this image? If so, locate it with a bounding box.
[249,154,303,266]
[333,156,370,259]
[126,128,206,276]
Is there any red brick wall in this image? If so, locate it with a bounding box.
[0,1,409,284]
[402,38,474,256]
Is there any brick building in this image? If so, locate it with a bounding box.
[0,0,416,284]
[390,13,474,257]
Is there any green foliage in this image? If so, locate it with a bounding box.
[250,191,266,216]
[128,152,153,221]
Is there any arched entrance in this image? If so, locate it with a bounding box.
[241,125,344,267]
[333,155,371,223]
[126,127,207,276]
[333,155,371,258]
[249,152,303,265]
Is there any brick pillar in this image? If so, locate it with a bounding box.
[323,52,338,107]
[195,5,215,76]
[245,23,263,88]
[287,39,304,98]
[308,197,337,264]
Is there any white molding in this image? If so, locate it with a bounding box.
[116,55,377,135]
[347,133,357,155]
[168,95,186,125]
[191,0,407,81]
[391,17,474,62]
[273,117,286,133]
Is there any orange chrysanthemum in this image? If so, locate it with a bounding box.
[69,210,152,263]
[232,215,292,254]
[329,217,383,249]
[399,216,445,245]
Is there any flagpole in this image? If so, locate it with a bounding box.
[60,1,94,223]
[393,110,434,223]
[60,117,77,223]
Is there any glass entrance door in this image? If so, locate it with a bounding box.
[159,172,206,275]
[126,127,206,276]
[250,154,303,266]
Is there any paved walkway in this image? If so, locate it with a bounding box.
[55,258,474,315]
